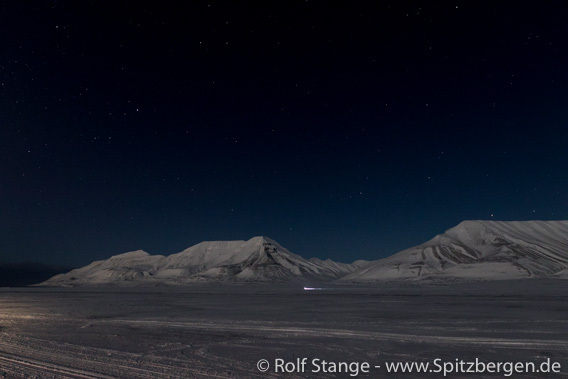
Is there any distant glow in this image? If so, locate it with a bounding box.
[303,287,324,291]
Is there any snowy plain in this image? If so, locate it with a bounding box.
[1,280,568,378]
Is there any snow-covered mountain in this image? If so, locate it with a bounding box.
[38,221,568,286]
[42,250,166,285]
[41,236,363,286]
[341,220,568,282]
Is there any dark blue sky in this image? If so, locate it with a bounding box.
[1,1,567,266]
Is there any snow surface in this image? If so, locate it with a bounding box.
[1,281,568,377]
[342,220,568,282]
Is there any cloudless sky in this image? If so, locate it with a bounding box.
[1,1,567,266]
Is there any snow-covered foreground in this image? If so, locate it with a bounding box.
[1,281,567,378]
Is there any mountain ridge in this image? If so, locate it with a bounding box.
[341,220,568,282]
[38,220,568,286]
[40,236,363,286]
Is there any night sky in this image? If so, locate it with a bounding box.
[2,1,568,267]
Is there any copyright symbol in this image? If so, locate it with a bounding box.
[257,359,270,372]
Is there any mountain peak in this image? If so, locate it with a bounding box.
[247,236,278,246]
[109,250,150,259]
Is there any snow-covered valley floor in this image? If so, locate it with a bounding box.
[1,280,567,378]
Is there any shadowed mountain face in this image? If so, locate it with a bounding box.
[341,220,568,282]
[39,237,366,286]
[0,263,73,287]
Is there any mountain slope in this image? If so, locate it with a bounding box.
[40,237,361,286]
[341,220,568,282]
[43,250,166,286]
[155,236,356,282]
